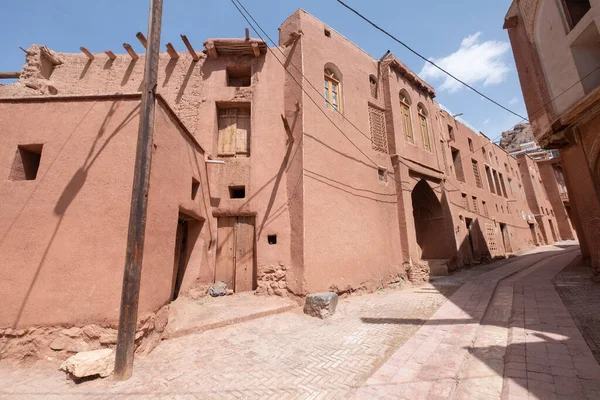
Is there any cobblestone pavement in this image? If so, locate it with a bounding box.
[0,255,519,400]
[553,257,600,365]
[1,244,592,400]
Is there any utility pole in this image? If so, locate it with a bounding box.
[114,0,163,381]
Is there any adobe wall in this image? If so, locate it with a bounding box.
[140,100,212,317]
[517,154,562,243]
[537,159,576,240]
[560,116,600,269]
[0,97,139,329]
[438,111,538,263]
[1,43,296,296]
[286,11,403,293]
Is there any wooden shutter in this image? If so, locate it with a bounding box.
[218,108,237,156]
[368,105,388,153]
[236,108,250,155]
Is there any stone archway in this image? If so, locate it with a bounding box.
[411,179,454,260]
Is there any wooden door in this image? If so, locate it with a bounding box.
[501,224,512,253]
[216,217,236,289]
[235,216,255,292]
[215,216,255,292]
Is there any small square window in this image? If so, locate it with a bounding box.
[468,138,474,152]
[229,185,246,199]
[324,28,331,37]
[378,167,387,182]
[226,66,251,87]
[267,235,277,245]
[191,177,200,200]
[9,144,43,181]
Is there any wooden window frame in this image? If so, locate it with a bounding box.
[400,97,414,144]
[324,69,342,112]
[217,105,251,157]
[418,106,431,152]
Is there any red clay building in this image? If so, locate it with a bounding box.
[0,9,561,358]
[504,0,600,271]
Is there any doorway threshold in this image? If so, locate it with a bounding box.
[163,293,298,339]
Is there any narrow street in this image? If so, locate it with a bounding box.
[1,242,599,399]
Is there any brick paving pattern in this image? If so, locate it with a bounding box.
[2,243,599,400]
[0,274,471,399]
[553,257,600,365]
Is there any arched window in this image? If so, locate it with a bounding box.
[418,103,431,152]
[324,67,341,112]
[399,90,413,143]
[369,74,378,99]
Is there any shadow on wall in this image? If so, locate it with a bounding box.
[2,100,140,335]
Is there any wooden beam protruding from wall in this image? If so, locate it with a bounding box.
[0,72,21,79]
[245,28,250,41]
[166,43,179,60]
[181,35,199,61]
[105,50,117,60]
[80,47,94,61]
[251,42,260,58]
[123,43,139,60]
[136,32,148,49]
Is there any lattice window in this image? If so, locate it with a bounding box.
[368,105,388,153]
[472,196,478,214]
[472,159,482,188]
[461,193,468,210]
[486,223,498,253]
[482,201,489,217]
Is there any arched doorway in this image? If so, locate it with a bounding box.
[411,179,453,260]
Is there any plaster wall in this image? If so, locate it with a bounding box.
[0,98,139,328]
[286,11,403,292]
[537,158,577,240]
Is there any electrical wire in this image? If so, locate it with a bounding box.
[335,0,529,121]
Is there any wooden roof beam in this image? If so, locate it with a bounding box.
[0,72,21,79]
[123,43,139,60]
[105,50,117,60]
[251,41,260,58]
[181,35,199,61]
[166,43,179,60]
[80,47,94,61]
[204,40,217,59]
[136,32,148,49]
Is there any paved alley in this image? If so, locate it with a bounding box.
[2,243,600,399]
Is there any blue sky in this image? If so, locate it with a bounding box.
[0,0,525,140]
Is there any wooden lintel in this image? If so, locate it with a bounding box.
[136,32,148,49]
[166,43,179,60]
[123,43,139,60]
[80,47,94,61]
[181,34,199,61]
[205,41,217,59]
[281,114,294,142]
[251,41,260,58]
[245,28,250,41]
[0,71,21,79]
[104,50,117,60]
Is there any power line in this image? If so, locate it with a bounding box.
[229,0,381,170]
[231,0,598,199]
[335,0,529,121]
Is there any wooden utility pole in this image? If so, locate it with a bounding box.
[114,0,163,381]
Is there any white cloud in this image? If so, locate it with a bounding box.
[508,96,521,105]
[483,119,490,124]
[419,32,511,93]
